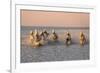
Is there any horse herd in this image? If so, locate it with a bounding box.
[28,29,86,48]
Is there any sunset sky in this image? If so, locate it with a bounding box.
[21,10,89,27]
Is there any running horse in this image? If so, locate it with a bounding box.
[79,32,86,46]
[65,32,71,46]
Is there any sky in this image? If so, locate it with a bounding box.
[21,10,89,27]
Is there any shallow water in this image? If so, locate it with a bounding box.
[21,26,89,63]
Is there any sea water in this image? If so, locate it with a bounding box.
[21,26,89,63]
